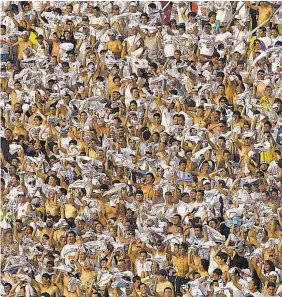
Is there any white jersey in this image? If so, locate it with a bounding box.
[0,35,9,55]
[163,33,175,58]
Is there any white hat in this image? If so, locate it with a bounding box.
[272,103,279,109]
[18,192,25,196]
[129,2,137,7]
[147,26,157,34]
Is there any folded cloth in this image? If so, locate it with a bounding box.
[9,144,23,155]
[204,225,226,243]
[226,207,245,219]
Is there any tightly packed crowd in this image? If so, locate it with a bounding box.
[1,1,282,297]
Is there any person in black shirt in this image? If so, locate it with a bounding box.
[1,128,14,162]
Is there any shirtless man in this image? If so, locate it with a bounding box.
[61,194,79,219]
[153,271,175,297]
[167,214,183,234]
[148,113,165,134]
[234,135,253,165]
[184,106,211,128]
[11,31,33,60]
[207,136,227,165]
[73,252,96,289]
[36,215,55,241]
[213,250,230,281]
[247,2,273,27]
[31,273,59,297]
[104,31,123,59]
[103,200,125,220]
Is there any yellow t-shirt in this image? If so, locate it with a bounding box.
[259,96,269,110]
[260,152,273,164]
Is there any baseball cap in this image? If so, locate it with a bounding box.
[129,2,137,7]
[18,192,25,196]
[203,180,211,185]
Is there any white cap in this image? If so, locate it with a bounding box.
[147,26,157,34]
[129,2,137,6]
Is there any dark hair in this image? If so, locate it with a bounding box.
[217,252,228,262]
[148,3,156,9]
[264,260,275,273]
[42,273,51,281]
[164,287,172,293]
[42,234,50,240]
[267,282,276,288]
[67,230,77,237]
[194,224,203,231]
[201,259,210,271]
[179,242,188,250]
[259,26,267,33]
[213,268,223,276]
[141,13,149,20]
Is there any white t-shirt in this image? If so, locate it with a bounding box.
[41,11,62,29]
[214,1,232,23]
[60,136,73,150]
[234,1,250,21]
[226,279,249,297]
[163,33,175,57]
[232,27,249,54]
[215,31,233,44]
[134,259,152,277]
[259,36,271,49]
[61,243,79,265]
[2,16,16,35]
[199,32,215,56]
[0,35,9,55]
[89,14,107,39]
